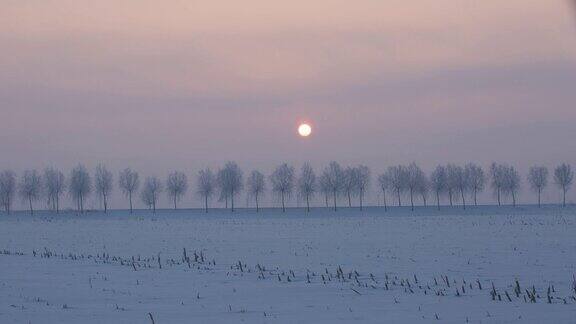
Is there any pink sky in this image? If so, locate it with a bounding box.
[1,1,576,207]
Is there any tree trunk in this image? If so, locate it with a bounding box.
[80,194,84,213]
[281,192,285,212]
[497,188,501,206]
[421,194,427,207]
[325,194,328,208]
[409,188,414,211]
[448,190,453,206]
[255,193,259,212]
[436,191,440,210]
[347,191,352,208]
[460,188,466,210]
[231,191,235,212]
[359,191,363,211]
[129,192,133,214]
[512,192,516,207]
[474,189,478,206]
[538,188,541,208]
[333,191,337,211]
[56,195,60,213]
[397,189,401,207]
[563,187,566,207]
[104,193,108,213]
[306,194,310,212]
[174,195,177,210]
[205,195,209,213]
[382,189,387,212]
[28,196,33,215]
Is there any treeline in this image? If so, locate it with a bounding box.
[0,162,573,214]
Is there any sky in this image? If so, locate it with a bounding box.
[1,0,576,208]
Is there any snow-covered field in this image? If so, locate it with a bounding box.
[1,206,575,323]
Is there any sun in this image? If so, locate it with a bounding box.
[298,123,312,137]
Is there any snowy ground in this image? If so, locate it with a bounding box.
[1,206,575,323]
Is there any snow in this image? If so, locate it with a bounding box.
[1,206,575,323]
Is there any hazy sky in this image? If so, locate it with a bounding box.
[2,1,576,207]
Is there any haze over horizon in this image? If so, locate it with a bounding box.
[2,0,576,208]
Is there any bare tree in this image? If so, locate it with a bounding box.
[69,165,91,213]
[247,170,265,212]
[319,173,331,208]
[227,162,243,212]
[218,162,243,212]
[406,163,424,211]
[196,168,215,213]
[140,187,153,210]
[465,163,485,206]
[430,165,447,210]
[452,165,468,210]
[270,163,295,212]
[19,170,41,215]
[502,165,521,206]
[166,171,188,209]
[554,163,573,207]
[386,165,407,207]
[216,167,229,208]
[527,166,548,207]
[141,176,162,213]
[95,164,113,213]
[297,163,316,212]
[489,163,506,206]
[343,167,357,208]
[322,162,344,211]
[43,167,65,213]
[414,169,429,207]
[355,165,370,210]
[377,173,391,211]
[445,164,460,206]
[0,171,16,214]
[119,168,139,213]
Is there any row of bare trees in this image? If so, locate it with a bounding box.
[0,162,573,214]
[377,163,485,211]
